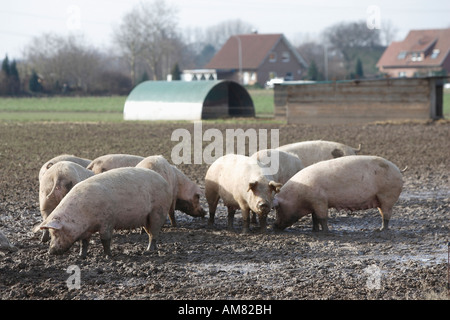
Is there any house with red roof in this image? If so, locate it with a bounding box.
[204,33,308,87]
[376,28,450,77]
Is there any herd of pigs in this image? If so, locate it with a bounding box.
[0,140,407,258]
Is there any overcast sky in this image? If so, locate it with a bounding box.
[1,0,449,59]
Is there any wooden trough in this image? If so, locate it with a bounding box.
[274,77,446,124]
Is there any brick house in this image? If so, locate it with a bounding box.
[205,33,308,87]
[376,28,450,77]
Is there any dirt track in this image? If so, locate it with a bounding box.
[0,120,449,300]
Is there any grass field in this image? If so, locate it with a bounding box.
[0,90,275,122]
[0,88,448,122]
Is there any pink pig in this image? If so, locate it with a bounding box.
[34,167,171,258]
[136,155,205,227]
[273,155,404,232]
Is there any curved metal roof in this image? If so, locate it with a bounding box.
[124,80,254,121]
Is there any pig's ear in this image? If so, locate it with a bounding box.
[41,220,63,231]
[269,181,283,193]
[247,181,258,192]
[32,222,44,233]
[86,161,94,170]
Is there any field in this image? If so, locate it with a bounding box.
[0,117,449,301]
[0,88,448,122]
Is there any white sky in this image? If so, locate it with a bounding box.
[1,0,449,59]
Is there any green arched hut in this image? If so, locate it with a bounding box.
[123,80,255,120]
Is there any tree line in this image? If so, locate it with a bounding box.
[0,0,395,96]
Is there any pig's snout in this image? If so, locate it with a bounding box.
[257,201,270,214]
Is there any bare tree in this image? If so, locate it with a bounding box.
[24,33,102,92]
[204,19,255,50]
[380,20,399,46]
[139,0,179,80]
[113,0,180,81]
[113,6,144,86]
[322,21,382,77]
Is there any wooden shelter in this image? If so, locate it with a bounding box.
[274,77,446,124]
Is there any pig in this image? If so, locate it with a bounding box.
[205,154,282,234]
[136,155,206,227]
[33,167,171,258]
[39,161,94,243]
[39,154,91,181]
[277,140,361,167]
[250,149,304,184]
[249,149,304,223]
[87,154,144,174]
[273,155,404,232]
[0,230,17,252]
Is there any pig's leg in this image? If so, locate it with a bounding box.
[312,204,329,232]
[258,213,267,234]
[377,206,392,231]
[251,211,257,224]
[79,238,90,259]
[168,200,177,227]
[227,206,236,231]
[144,209,166,251]
[142,226,155,251]
[241,207,251,234]
[98,229,113,257]
[312,213,320,232]
[143,228,156,251]
[207,193,220,227]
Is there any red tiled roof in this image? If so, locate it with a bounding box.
[377,28,450,68]
[205,33,299,70]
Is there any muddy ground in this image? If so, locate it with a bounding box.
[0,120,449,301]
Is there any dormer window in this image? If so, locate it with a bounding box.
[431,49,440,59]
[397,51,407,59]
[411,52,423,61]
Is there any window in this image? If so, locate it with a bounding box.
[431,49,440,59]
[269,52,277,62]
[398,71,407,77]
[282,51,290,62]
[411,52,423,62]
[397,51,407,59]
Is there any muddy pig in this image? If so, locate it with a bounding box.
[39,161,94,243]
[205,154,282,234]
[39,154,91,181]
[277,140,361,167]
[34,167,171,258]
[87,154,144,174]
[273,155,404,232]
[136,155,205,227]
